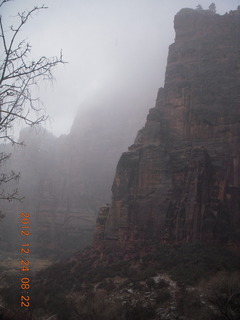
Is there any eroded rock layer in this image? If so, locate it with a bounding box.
[95,8,240,252]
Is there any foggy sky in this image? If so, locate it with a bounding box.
[1,0,239,137]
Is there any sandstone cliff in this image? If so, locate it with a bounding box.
[95,8,240,253]
[0,100,147,257]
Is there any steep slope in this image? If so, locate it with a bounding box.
[95,8,240,254]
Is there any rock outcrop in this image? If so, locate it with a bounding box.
[95,8,240,253]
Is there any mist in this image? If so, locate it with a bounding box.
[1,0,238,137]
[1,3,240,318]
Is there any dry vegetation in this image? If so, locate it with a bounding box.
[0,242,239,319]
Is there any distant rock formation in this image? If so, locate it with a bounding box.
[0,103,148,257]
[94,8,240,254]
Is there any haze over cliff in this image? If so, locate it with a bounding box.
[0,97,148,257]
[95,7,240,255]
[1,7,240,320]
[2,6,240,261]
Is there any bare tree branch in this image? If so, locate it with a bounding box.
[0,0,12,9]
[0,1,66,202]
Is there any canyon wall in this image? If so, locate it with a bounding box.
[0,104,147,257]
[95,8,240,253]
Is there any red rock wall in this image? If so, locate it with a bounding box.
[95,8,240,252]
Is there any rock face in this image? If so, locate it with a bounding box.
[95,8,240,252]
[0,104,147,257]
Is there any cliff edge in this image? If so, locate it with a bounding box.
[94,8,240,254]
